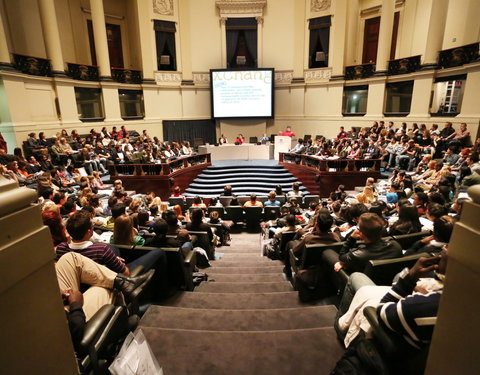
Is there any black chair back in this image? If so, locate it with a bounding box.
[225,206,245,224]
[207,206,225,218]
[244,206,263,230]
[168,197,186,210]
[364,252,429,286]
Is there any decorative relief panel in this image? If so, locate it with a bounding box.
[153,0,174,15]
[154,71,182,85]
[304,68,332,82]
[311,0,331,12]
[275,71,293,85]
[216,0,267,18]
[193,73,211,86]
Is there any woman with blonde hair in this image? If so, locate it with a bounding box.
[356,186,375,204]
[111,214,145,246]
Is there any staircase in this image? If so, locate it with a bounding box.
[184,164,309,197]
[138,233,344,375]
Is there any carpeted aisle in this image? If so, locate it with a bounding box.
[138,232,344,375]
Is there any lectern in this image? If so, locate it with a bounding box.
[274,136,292,160]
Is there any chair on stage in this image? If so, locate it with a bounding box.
[194,138,203,150]
[249,136,258,143]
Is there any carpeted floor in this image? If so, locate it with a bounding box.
[138,231,344,375]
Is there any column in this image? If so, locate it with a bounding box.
[89,0,111,80]
[374,0,395,74]
[256,17,263,67]
[38,0,65,75]
[422,0,448,69]
[220,17,227,69]
[0,8,12,69]
[329,0,348,78]
[134,0,156,82]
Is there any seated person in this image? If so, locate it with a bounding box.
[273,214,302,240]
[323,212,402,277]
[243,194,263,208]
[145,218,193,254]
[186,208,215,259]
[264,191,281,207]
[208,211,231,246]
[335,252,446,356]
[287,182,302,197]
[56,211,165,278]
[290,211,341,259]
[388,203,423,236]
[405,215,455,255]
[57,252,153,352]
[110,214,145,246]
[191,195,207,209]
[170,186,185,199]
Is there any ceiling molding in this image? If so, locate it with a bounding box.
[216,0,267,18]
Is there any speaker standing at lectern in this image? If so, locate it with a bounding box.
[279,126,296,137]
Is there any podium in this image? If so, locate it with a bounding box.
[274,136,292,160]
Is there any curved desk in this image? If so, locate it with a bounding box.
[279,153,382,197]
[108,154,211,200]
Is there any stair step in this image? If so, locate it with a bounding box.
[140,305,337,331]
[206,266,284,274]
[195,281,293,293]
[207,273,286,283]
[140,326,343,375]
[164,292,305,309]
[211,260,283,267]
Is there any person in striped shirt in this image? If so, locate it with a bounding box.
[377,252,446,349]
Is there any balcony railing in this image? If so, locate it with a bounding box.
[13,53,51,77]
[388,55,421,76]
[111,67,142,84]
[344,63,375,80]
[438,42,479,69]
[66,63,99,81]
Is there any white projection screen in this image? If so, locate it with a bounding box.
[210,68,274,119]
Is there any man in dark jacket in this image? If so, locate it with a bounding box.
[322,213,402,291]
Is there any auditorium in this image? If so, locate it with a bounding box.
[0,0,480,374]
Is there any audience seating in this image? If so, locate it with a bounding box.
[79,304,130,375]
[187,230,215,260]
[363,252,430,286]
[391,231,431,250]
[244,206,263,230]
[111,243,196,292]
[207,206,225,218]
[225,206,245,224]
[302,195,320,208]
[168,197,186,210]
[219,196,233,207]
[363,305,429,375]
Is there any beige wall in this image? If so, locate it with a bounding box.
[0,0,479,150]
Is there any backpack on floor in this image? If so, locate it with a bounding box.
[330,338,389,375]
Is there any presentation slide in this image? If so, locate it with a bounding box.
[210,69,274,119]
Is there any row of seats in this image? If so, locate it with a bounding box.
[169,195,320,209]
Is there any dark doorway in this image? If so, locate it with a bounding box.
[87,21,124,68]
[362,16,380,64]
